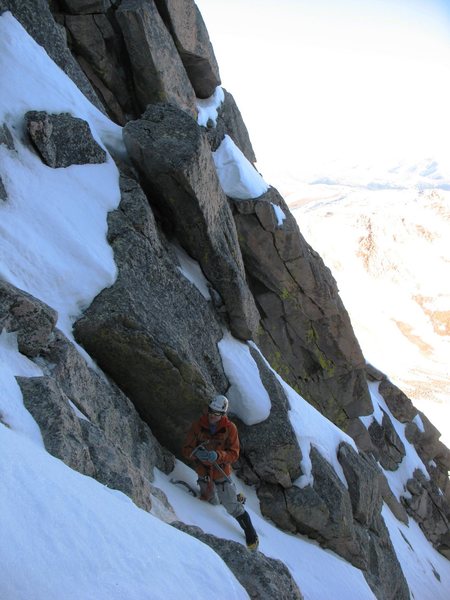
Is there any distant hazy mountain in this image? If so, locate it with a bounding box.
[287,159,450,446]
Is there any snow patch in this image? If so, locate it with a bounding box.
[213,135,269,199]
[218,333,271,424]
[0,13,121,342]
[196,86,224,127]
[173,243,211,300]
[271,202,286,227]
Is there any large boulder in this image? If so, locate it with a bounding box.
[172,522,303,600]
[17,324,175,513]
[40,328,173,476]
[74,174,229,454]
[403,469,450,547]
[368,410,406,471]
[337,442,382,526]
[154,0,221,98]
[18,375,96,477]
[231,187,372,427]
[17,373,161,512]
[310,447,362,567]
[0,279,57,357]
[63,11,133,124]
[116,0,196,117]
[354,516,410,600]
[122,103,260,340]
[378,378,417,423]
[25,111,107,168]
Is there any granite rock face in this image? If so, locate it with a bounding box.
[116,0,197,117]
[122,103,260,340]
[154,0,221,98]
[74,173,229,454]
[25,111,107,168]
[0,280,57,358]
[16,327,174,513]
[231,187,372,428]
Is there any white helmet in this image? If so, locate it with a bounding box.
[209,394,229,414]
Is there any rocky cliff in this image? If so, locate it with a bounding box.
[1,1,449,598]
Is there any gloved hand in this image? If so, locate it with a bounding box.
[194,449,218,463]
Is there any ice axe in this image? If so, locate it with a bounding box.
[190,443,233,483]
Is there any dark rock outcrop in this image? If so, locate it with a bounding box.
[403,469,450,549]
[368,410,406,470]
[122,103,260,340]
[63,10,133,124]
[74,174,229,454]
[0,123,15,150]
[154,0,221,98]
[25,111,107,168]
[116,0,196,117]
[172,521,304,600]
[0,177,7,201]
[231,186,372,427]
[16,324,174,513]
[338,442,382,526]
[0,280,57,357]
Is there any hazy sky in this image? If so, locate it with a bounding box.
[196,0,450,182]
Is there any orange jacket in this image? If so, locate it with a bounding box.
[182,414,240,480]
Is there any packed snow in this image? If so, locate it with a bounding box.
[213,135,269,199]
[1,10,450,600]
[0,12,123,343]
[218,333,271,424]
[271,202,286,227]
[0,419,248,600]
[196,85,225,127]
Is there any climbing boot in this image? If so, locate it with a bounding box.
[236,511,259,550]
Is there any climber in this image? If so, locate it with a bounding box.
[182,394,259,551]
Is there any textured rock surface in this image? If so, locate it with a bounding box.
[354,515,410,600]
[16,325,174,513]
[41,328,173,476]
[123,103,260,340]
[63,11,132,124]
[25,111,107,168]
[116,0,196,117]
[172,522,304,600]
[231,187,372,427]
[74,174,229,454]
[403,469,450,547]
[368,410,406,470]
[155,0,221,98]
[338,442,382,526]
[0,123,15,150]
[18,375,96,477]
[0,176,6,201]
[0,279,57,357]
